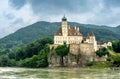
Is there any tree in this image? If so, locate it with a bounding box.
[55,44,69,66]
[0,56,10,66]
[112,41,120,53]
[0,38,52,67]
[96,48,108,57]
[14,38,52,61]
[107,49,120,67]
[8,52,16,59]
[112,55,120,67]
[20,44,50,68]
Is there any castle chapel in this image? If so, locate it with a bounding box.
[54,16,98,52]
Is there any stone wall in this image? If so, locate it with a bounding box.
[79,43,95,56]
[48,44,107,67]
[70,43,95,56]
[69,44,80,55]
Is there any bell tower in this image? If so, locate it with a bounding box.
[61,15,68,36]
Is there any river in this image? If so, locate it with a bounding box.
[0,67,120,79]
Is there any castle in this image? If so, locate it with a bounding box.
[49,16,112,67]
[54,16,97,55]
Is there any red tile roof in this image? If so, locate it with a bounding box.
[55,27,82,36]
[55,27,62,36]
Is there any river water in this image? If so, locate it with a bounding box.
[0,67,120,79]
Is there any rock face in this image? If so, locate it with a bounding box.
[48,52,92,67]
[48,44,107,67]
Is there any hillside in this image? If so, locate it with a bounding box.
[0,21,120,55]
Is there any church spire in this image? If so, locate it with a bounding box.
[62,15,67,21]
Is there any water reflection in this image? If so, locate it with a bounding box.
[0,67,120,79]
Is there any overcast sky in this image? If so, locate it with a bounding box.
[0,0,120,38]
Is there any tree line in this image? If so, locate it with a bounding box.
[0,38,53,67]
[0,37,120,67]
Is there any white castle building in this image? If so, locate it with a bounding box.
[49,16,112,66]
[54,16,98,51]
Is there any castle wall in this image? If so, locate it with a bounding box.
[79,43,95,56]
[70,44,80,55]
[54,36,83,44]
[68,36,83,44]
[70,43,95,56]
[54,36,63,45]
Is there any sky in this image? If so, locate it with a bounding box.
[0,0,120,38]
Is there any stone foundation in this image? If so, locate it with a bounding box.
[48,44,107,67]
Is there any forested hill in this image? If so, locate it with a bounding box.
[0,21,120,55]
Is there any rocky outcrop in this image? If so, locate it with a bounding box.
[48,44,107,67]
[48,49,92,67]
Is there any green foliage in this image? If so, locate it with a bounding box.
[90,62,110,68]
[21,44,50,68]
[55,44,69,66]
[9,59,16,66]
[7,52,16,59]
[96,48,108,57]
[55,44,69,57]
[101,40,120,67]
[0,55,17,67]
[106,40,120,67]
[112,40,120,53]
[0,56,10,66]
[0,38,52,67]
[0,22,120,55]
[87,61,94,66]
[107,49,120,67]
[112,55,120,67]
[14,38,52,61]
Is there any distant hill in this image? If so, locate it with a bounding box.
[0,21,120,55]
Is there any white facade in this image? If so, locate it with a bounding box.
[54,16,98,51]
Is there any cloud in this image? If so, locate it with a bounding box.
[8,0,104,23]
[0,0,120,38]
[9,0,102,14]
[3,12,15,20]
[9,0,27,9]
[7,0,120,26]
[104,0,120,7]
[0,0,39,38]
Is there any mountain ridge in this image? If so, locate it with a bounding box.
[0,21,120,55]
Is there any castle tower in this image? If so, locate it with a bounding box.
[89,32,97,51]
[54,16,83,45]
[61,15,68,36]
